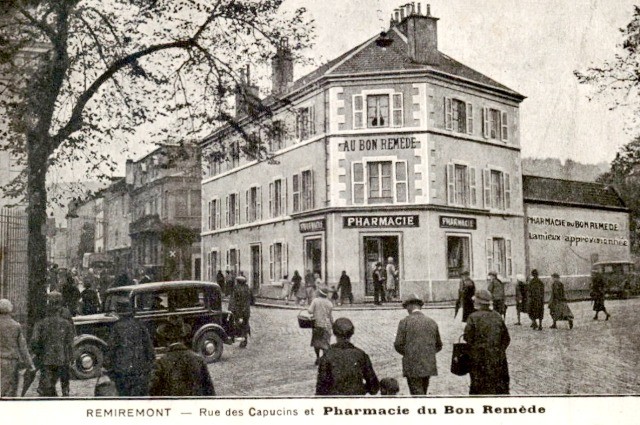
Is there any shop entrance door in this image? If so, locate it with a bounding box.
[250,245,261,294]
[363,236,399,297]
[304,237,323,278]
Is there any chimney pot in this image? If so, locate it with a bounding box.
[394,9,400,21]
[271,38,294,96]
[426,4,431,16]
[417,2,422,15]
[399,8,405,20]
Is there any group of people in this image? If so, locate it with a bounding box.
[372,257,399,305]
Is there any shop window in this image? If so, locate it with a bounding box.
[447,235,471,279]
[269,242,288,281]
[482,108,509,141]
[353,92,403,129]
[486,237,512,278]
[445,98,473,134]
[269,178,287,217]
[245,186,262,222]
[296,106,315,141]
[482,169,511,210]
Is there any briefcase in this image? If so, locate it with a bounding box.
[451,335,470,376]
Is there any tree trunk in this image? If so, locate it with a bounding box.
[26,135,49,333]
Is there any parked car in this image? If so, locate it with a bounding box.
[71,280,234,379]
[591,261,640,299]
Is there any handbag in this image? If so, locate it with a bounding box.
[297,310,315,329]
[94,371,118,397]
[451,335,471,376]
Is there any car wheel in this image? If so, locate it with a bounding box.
[195,331,224,364]
[71,343,103,380]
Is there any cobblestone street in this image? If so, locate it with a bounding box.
[25,297,640,397]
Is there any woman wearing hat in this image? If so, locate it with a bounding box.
[0,299,36,397]
[464,289,511,395]
[549,273,574,329]
[308,287,333,365]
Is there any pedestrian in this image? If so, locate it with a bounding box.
[314,272,328,293]
[47,264,60,293]
[150,316,216,396]
[527,269,545,330]
[590,270,611,321]
[549,273,574,329]
[0,299,36,397]
[216,270,225,292]
[487,271,506,319]
[30,292,75,397]
[457,271,475,322]
[330,286,339,305]
[225,270,235,297]
[315,317,379,396]
[104,300,155,396]
[113,272,131,288]
[80,282,101,315]
[386,257,399,300]
[304,269,316,305]
[308,287,333,365]
[379,378,400,396]
[373,262,386,305]
[337,271,353,306]
[61,273,80,317]
[230,274,252,348]
[394,294,442,395]
[291,270,304,305]
[139,268,152,284]
[281,274,291,305]
[464,289,511,395]
[514,274,528,325]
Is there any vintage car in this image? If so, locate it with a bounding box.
[591,261,640,299]
[71,281,234,379]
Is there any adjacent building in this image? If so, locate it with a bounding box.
[103,178,131,274]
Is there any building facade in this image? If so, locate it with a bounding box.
[200,8,527,301]
[103,178,131,274]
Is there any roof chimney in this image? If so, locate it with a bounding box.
[271,37,294,96]
[405,3,439,64]
[235,65,260,117]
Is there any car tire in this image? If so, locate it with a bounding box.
[71,343,104,380]
[195,331,223,363]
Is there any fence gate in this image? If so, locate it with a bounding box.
[0,207,28,323]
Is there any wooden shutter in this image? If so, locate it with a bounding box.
[353,95,364,129]
[245,190,249,222]
[215,199,220,229]
[257,187,262,220]
[504,172,511,210]
[269,244,274,281]
[446,163,455,205]
[482,107,489,138]
[469,167,477,207]
[295,111,301,140]
[501,111,508,141]
[282,178,288,215]
[269,182,274,218]
[483,169,491,209]
[395,161,408,203]
[466,103,474,134]
[234,193,240,225]
[310,106,316,135]
[225,195,229,226]
[506,239,512,277]
[352,162,365,204]
[283,242,288,278]
[310,169,315,209]
[292,174,300,213]
[486,238,493,276]
[392,93,403,127]
[444,97,452,130]
[208,201,213,230]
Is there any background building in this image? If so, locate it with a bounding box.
[103,178,131,274]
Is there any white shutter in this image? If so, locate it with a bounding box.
[469,167,477,207]
[269,182,274,218]
[281,178,288,215]
[352,162,364,204]
[269,244,274,281]
[292,174,300,213]
[257,186,262,220]
[234,193,240,225]
[466,103,473,134]
[482,107,489,138]
[283,242,288,278]
[483,169,491,209]
[295,111,301,140]
[310,169,315,209]
[501,111,508,141]
[353,95,364,129]
[395,161,408,203]
[446,163,455,205]
[392,93,403,127]
[208,201,213,230]
[310,106,316,136]
[504,172,511,210]
[225,195,229,226]
[215,199,220,229]
[444,97,452,130]
[506,239,513,277]
[245,190,249,222]
[486,238,493,276]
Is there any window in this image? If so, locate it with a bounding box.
[269,178,287,217]
[353,93,403,129]
[227,248,240,274]
[445,98,473,134]
[208,199,220,230]
[446,163,478,207]
[352,163,365,204]
[136,292,169,312]
[301,170,314,211]
[486,237,512,278]
[267,120,285,151]
[482,169,511,210]
[226,193,239,226]
[447,235,471,278]
[482,107,509,141]
[368,161,393,203]
[227,141,240,170]
[269,242,288,281]
[296,106,315,141]
[352,160,407,205]
[245,186,262,222]
[172,288,205,310]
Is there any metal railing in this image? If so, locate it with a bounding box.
[0,207,28,323]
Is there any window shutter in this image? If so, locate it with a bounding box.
[392,93,403,127]
[237,248,241,274]
[215,199,220,229]
[486,238,493,276]
[352,162,365,204]
[257,187,262,220]
[353,95,364,129]
[310,169,315,209]
[466,103,474,134]
[292,174,300,213]
[444,97,452,130]
[506,239,513,277]
[226,250,230,272]
[469,167,477,207]
[269,182,274,218]
[282,177,288,215]
[504,172,511,210]
[483,168,491,209]
[245,190,249,222]
[235,193,240,225]
[269,244,274,281]
[501,111,508,141]
[482,107,489,138]
[310,106,316,136]
[225,195,229,226]
[446,163,455,205]
[295,111,301,140]
[395,161,408,203]
[208,201,212,230]
[283,242,288,278]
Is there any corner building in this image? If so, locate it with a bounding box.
[200,7,526,301]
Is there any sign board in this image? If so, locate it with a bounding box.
[343,215,419,228]
[299,219,325,233]
[439,215,477,230]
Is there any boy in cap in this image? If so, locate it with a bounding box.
[316,317,379,396]
[394,294,442,395]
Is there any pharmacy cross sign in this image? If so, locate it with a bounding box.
[169,251,177,258]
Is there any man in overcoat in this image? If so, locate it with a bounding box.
[457,271,476,322]
[394,293,443,395]
[549,273,574,329]
[527,269,545,331]
[590,270,610,321]
[316,318,379,396]
[230,274,252,348]
[487,271,506,319]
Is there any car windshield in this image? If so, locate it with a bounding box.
[103,292,131,313]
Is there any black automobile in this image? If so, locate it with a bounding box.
[71,281,234,379]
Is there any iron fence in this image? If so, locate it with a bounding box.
[0,207,28,323]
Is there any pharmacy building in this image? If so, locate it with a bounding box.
[200,7,623,302]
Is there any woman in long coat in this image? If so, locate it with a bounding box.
[527,269,545,330]
[549,273,574,329]
[590,271,610,321]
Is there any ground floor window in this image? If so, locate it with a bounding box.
[486,237,512,278]
[447,235,471,278]
[227,248,240,274]
[269,242,287,281]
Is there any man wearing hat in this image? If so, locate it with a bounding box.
[0,299,36,397]
[308,286,334,365]
[487,271,506,320]
[105,300,155,396]
[230,273,252,348]
[31,291,75,396]
[527,269,545,330]
[150,317,215,396]
[372,262,386,305]
[549,273,574,329]
[514,274,528,326]
[456,271,476,322]
[464,289,511,395]
[394,294,442,395]
[316,318,379,396]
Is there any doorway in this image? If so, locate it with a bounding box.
[250,245,261,294]
[363,236,399,297]
[304,237,323,278]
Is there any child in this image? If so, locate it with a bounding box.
[379,377,400,396]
